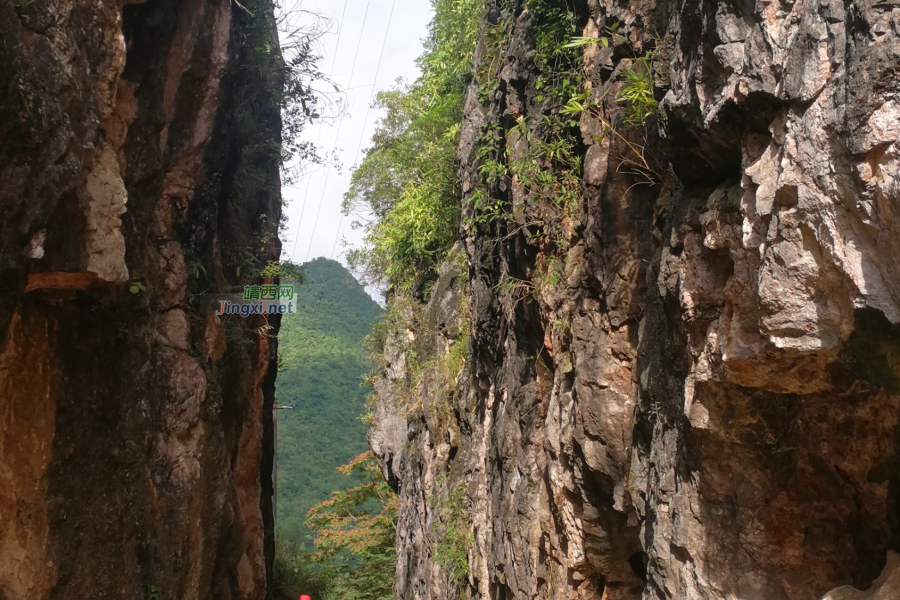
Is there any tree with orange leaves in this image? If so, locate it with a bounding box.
[304,451,396,600]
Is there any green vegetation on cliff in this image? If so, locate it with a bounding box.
[275,258,382,545]
[343,0,483,293]
[276,1,496,596]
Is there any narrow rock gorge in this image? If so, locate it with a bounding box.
[368,1,900,599]
[0,0,286,596]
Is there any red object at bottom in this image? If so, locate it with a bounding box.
[299,596,311,600]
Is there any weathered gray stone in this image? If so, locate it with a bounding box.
[372,1,900,599]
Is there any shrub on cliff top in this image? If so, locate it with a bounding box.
[343,0,484,295]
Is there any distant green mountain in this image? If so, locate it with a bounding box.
[276,258,382,545]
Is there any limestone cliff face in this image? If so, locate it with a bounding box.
[0,0,282,597]
[370,1,900,599]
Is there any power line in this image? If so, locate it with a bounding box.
[331,0,397,260]
[286,0,349,262]
[303,0,375,262]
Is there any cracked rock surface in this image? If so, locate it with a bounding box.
[371,1,900,599]
[0,0,282,597]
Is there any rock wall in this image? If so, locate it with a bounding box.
[370,1,900,599]
[0,0,283,597]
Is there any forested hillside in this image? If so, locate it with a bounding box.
[276,258,382,545]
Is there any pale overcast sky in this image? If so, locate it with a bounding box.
[277,0,433,268]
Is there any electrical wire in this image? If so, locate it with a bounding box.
[330,0,396,259]
[286,0,349,262]
[302,0,375,262]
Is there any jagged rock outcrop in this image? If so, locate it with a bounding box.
[823,552,900,600]
[371,1,900,599]
[0,0,284,597]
